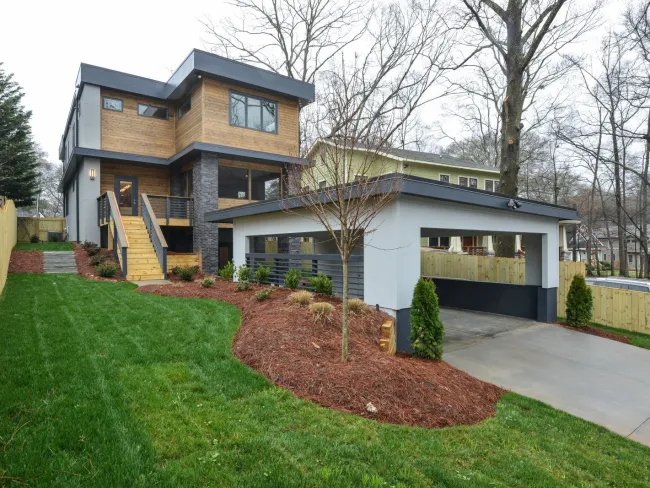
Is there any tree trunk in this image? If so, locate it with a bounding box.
[341,255,349,362]
[610,112,628,277]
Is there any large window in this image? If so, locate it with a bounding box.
[251,170,281,200]
[181,170,193,197]
[219,166,249,199]
[229,91,277,133]
[137,103,169,120]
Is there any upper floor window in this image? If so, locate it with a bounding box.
[103,97,123,112]
[469,177,478,189]
[485,179,500,192]
[177,99,191,120]
[459,177,468,187]
[137,103,168,120]
[230,91,277,133]
[439,174,450,183]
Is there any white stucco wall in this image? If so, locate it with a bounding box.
[65,176,77,241]
[78,158,101,244]
[78,85,101,149]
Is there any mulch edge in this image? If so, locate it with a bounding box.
[73,243,125,282]
[8,249,44,274]
[555,321,631,345]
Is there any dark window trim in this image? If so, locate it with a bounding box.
[177,98,191,120]
[137,103,169,120]
[439,174,450,183]
[102,96,123,112]
[228,89,278,135]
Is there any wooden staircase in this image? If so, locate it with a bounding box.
[121,216,165,281]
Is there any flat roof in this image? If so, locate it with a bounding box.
[205,174,578,223]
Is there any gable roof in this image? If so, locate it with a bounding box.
[307,139,499,174]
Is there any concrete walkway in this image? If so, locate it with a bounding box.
[43,252,77,274]
[442,308,650,447]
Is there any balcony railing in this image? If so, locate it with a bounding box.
[148,195,194,226]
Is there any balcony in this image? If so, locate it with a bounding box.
[148,195,195,226]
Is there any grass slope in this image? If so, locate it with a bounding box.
[14,242,74,251]
[591,323,650,350]
[1,274,649,487]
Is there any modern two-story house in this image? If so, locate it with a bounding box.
[59,49,314,280]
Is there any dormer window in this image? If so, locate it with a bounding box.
[229,91,277,134]
[137,103,168,120]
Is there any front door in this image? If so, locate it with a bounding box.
[114,176,139,216]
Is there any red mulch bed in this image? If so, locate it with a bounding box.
[73,243,124,281]
[137,280,504,428]
[557,322,631,344]
[8,250,43,273]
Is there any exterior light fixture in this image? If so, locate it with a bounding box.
[89,168,96,180]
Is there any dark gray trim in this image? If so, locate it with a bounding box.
[75,167,80,242]
[228,89,278,135]
[102,96,123,112]
[205,174,579,223]
[395,308,413,353]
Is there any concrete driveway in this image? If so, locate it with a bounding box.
[442,308,650,447]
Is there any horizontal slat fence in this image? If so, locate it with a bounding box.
[421,251,525,285]
[17,217,65,242]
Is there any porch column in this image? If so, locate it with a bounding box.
[482,235,494,256]
[515,234,522,253]
[193,152,219,274]
[524,232,559,322]
[450,236,462,253]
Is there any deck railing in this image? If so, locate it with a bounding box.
[141,194,168,279]
[245,252,364,299]
[97,191,129,277]
[147,195,194,225]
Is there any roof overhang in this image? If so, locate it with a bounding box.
[59,143,308,191]
[205,174,579,223]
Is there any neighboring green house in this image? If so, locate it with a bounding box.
[306,140,504,254]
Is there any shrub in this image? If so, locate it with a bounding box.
[86,245,100,257]
[309,302,335,323]
[235,280,251,292]
[566,274,593,328]
[255,288,273,301]
[254,265,271,284]
[30,234,39,243]
[89,254,106,266]
[81,240,94,250]
[96,261,120,278]
[288,290,313,307]
[284,269,301,290]
[310,272,333,296]
[600,261,612,271]
[219,260,235,281]
[237,264,251,282]
[348,298,369,315]
[175,265,198,282]
[201,277,215,288]
[410,278,444,360]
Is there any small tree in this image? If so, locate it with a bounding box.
[410,278,444,360]
[565,274,593,328]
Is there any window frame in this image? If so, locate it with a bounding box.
[468,177,478,189]
[458,176,469,187]
[137,103,169,120]
[102,96,123,112]
[177,98,191,120]
[228,89,278,134]
[439,174,450,183]
[485,179,500,192]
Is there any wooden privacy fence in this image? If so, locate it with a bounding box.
[421,251,526,285]
[17,217,65,242]
[0,198,17,295]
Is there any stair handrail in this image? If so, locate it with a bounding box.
[104,191,129,277]
[141,193,168,279]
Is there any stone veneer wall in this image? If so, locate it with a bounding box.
[193,152,219,273]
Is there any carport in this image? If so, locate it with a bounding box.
[205,175,578,352]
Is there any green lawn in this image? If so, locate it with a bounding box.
[14,242,74,251]
[1,274,649,487]
[591,323,650,350]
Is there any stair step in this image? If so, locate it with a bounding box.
[128,238,153,244]
[128,258,161,265]
[127,274,165,281]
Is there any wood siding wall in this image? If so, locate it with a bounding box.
[100,162,170,215]
[201,79,300,157]
[101,89,176,158]
[175,83,203,152]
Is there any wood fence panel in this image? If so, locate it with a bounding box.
[17,217,65,242]
[0,199,17,295]
[420,252,526,285]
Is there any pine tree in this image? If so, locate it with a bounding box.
[565,274,593,328]
[410,278,445,360]
[0,63,39,206]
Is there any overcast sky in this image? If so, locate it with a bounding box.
[0,0,625,165]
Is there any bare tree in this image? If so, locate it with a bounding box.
[459,0,602,256]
